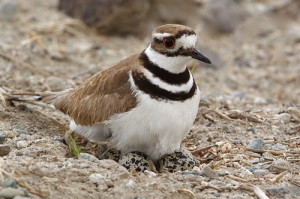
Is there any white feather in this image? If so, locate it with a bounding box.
[145,46,191,74]
[106,72,200,160]
[141,68,194,93]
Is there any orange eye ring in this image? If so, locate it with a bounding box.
[162,37,175,49]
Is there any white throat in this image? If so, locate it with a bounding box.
[144,46,191,74]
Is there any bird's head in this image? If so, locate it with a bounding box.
[145,24,211,73]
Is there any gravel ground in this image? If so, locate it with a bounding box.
[0,0,299,199]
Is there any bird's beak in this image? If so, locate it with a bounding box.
[189,48,211,64]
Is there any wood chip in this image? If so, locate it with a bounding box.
[177,188,196,198]
[253,186,270,199]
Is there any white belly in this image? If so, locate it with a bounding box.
[107,87,200,160]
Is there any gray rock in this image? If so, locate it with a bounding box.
[125,179,136,188]
[52,136,65,143]
[247,164,260,173]
[271,143,288,151]
[2,178,18,188]
[78,153,101,163]
[201,165,219,179]
[0,187,25,198]
[46,76,66,92]
[16,130,29,135]
[253,169,269,178]
[273,113,291,123]
[246,139,264,150]
[0,0,17,21]
[266,187,288,198]
[13,196,31,199]
[0,134,5,144]
[89,173,106,185]
[16,141,29,149]
[0,145,11,156]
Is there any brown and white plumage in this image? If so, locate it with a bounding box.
[9,24,211,160]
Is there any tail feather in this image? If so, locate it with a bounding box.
[0,87,71,108]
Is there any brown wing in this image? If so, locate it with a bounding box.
[44,54,140,126]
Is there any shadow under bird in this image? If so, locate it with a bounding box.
[4,24,211,163]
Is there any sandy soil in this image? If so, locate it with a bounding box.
[0,0,299,198]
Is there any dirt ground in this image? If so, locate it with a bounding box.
[0,0,299,199]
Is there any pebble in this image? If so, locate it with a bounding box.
[16,130,29,135]
[16,141,29,149]
[13,196,31,199]
[253,169,269,178]
[52,136,65,143]
[266,187,288,198]
[125,179,136,188]
[273,113,291,123]
[78,153,101,163]
[0,145,11,156]
[89,173,106,185]
[2,178,18,188]
[144,170,157,178]
[271,143,288,151]
[79,164,90,169]
[0,134,5,144]
[46,76,66,92]
[247,164,260,173]
[201,165,218,179]
[118,171,130,179]
[246,138,264,150]
[0,0,17,21]
[0,187,25,198]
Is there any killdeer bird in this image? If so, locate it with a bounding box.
[6,24,211,162]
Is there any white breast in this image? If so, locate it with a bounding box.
[106,72,201,160]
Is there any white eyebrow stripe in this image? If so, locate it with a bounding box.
[153,33,172,40]
[177,34,197,49]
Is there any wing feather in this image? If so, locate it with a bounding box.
[44,54,140,126]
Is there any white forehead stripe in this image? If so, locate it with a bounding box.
[177,34,197,49]
[153,33,172,40]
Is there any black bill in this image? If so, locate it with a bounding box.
[189,48,211,64]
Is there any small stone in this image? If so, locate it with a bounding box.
[89,173,106,185]
[2,178,18,188]
[253,169,269,178]
[0,187,25,198]
[230,91,245,99]
[266,187,288,198]
[273,113,291,123]
[78,153,101,163]
[0,145,11,156]
[52,136,65,143]
[0,134,5,144]
[246,139,264,150]
[201,165,218,179]
[16,141,29,149]
[46,76,66,92]
[118,171,130,179]
[0,0,17,21]
[79,164,90,169]
[270,143,288,151]
[144,170,157,178]
[125,179,136,188]
[17,105,28,111]
[13,196,31,199]
[247,164,260,173]
[16,130,29,135]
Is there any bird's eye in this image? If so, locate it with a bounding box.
[162,37,175,48]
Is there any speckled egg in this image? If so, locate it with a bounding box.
[158,149,197,172]
[118,151,153,172]
[98,147,121,162]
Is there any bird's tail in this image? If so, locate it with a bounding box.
[0,87,70,107]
